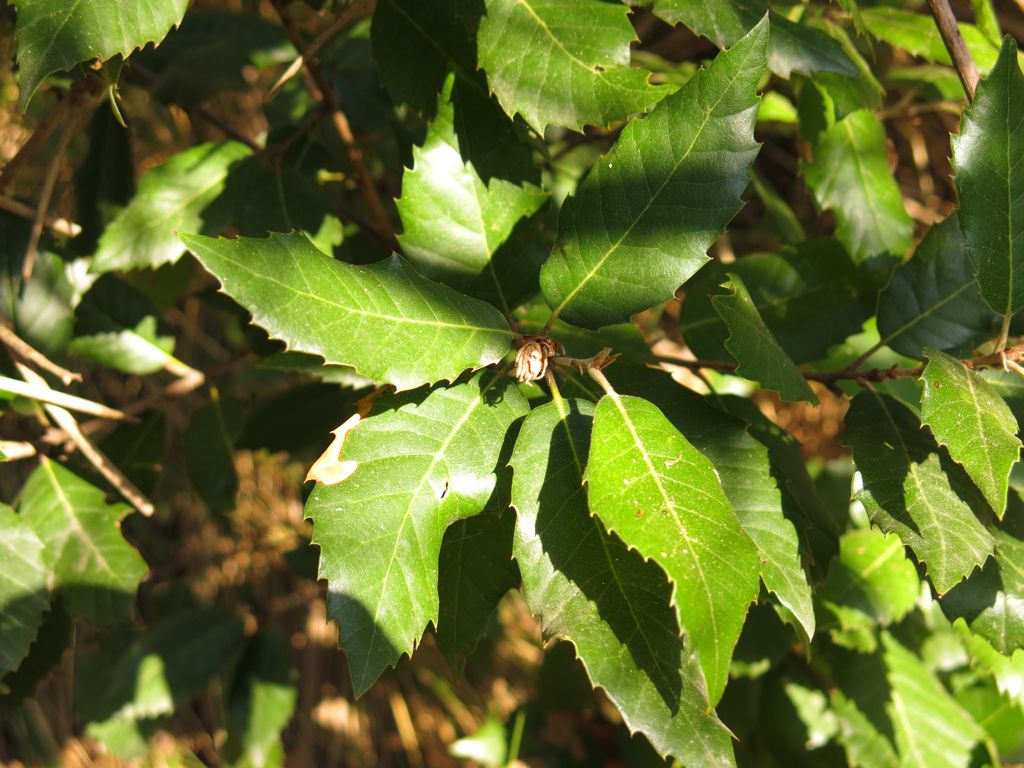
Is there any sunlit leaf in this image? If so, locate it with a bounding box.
[0,504,49,679]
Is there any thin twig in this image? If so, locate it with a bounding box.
[0,95,70,193]
[17,363,155,516]
[0,322,82,385]
[21,115,76,283]
[0,195,81,237]
[927,0,980,101]
[0,440,37,461]
[267,0,376,103]
[273,0,396,247]
[0,374,135,422]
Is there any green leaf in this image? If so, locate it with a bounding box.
[539,19,768,328]
[0,504,49,679]
[182,232,512,391]
[844,392,995,593]
[70,276,176,375]
[882,633,986,768]
[712,273,819,404]
[952,37,1024,316]
[831,691,899,768]
[477,0,667,132]
[92,142,252,274]
[921,348,1020,514]
[586,393,760,703]
[648,0,857,79]
[819,529,919,653]
[184,393,240,516]
[13,0,190,108]
[860,7,1001,73]
[803,110,913,264]
[942,496,1024,655]
[305,372,529,695]
[90,609,245,721]
[18,459,147,626]
[0,601,72,708]
[510,399,736,767]
[397,75,547,314]
[224,631,297,768]
[612,368,815,640]
[955,621,1024,704]
[436,509,520,675]
[876,215,996,360]
[680,240,871,364]
[371,0,477,115]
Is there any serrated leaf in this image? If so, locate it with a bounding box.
[649,0,856,79]
[921,349,1020,514]
[18,459,147,626]
[13,0,189,108]
[860,7,1001,73]
[0,601,72,708]
[819,529,919,653]
[955,620,1024,704]
[397,75,547,313]
[844,392,995,593]
[510,399,736,767]
[305,372,528,695]
[712,273,819,404]
[0,504,49,679]
[882,633,986,768]
[436,509,519,675]
[832,690,899,768]
[586,393,759,703]
[953,37,1024,316]
[540,20,767,328]
[224,631,297,768]
[477,0,667,132]
[876,215,996,360]
[611,367,815,640]
[942,496,1024,655]
[92,142,252,274]
[803,110,913,264]
[182,232,512,391]
[680,240,871,364]
[92,609,245,721]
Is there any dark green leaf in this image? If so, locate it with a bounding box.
[18,459,147,626]
[397,76,547,313]
[511,399,736,766]
[0,602,72,709]
[803,110,913,264]
[436,509,519,675]
[921,348,1020,514]
[305,372,529,694]
[586,392,759,702]
[882,633,986,768]
[74,107,135,254]
[942,496,1024,655]
[819,528,919,653]
[477,0,667,132]
[952,37,1024,316]
[14,0,190,108]
[876,215,996,360]
[844,392,995,593]
[831,691,899,768]
[860,7,1001,73]
[680,240,870,364]
[0,504,49,679]
[184,393,240,516]
[182,232,512,391]
[539,19,767,328]
[712,273,819,403]
[649,0,857,78]
[224,631,297,768]
[92,142,252,274]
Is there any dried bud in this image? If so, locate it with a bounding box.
[514,336,562,383]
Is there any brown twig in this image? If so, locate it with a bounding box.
[927,0,980,101]
[267,0,376,103]
[0,195,81,237]
[272,0,396,247]
[0,322,82,385]
[17,363,155,516]
[0,92,73,193]
[21,115,77,283]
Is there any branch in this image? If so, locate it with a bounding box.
[0,195,81,238]
[273,0,396,248]
[0,322,82,385]
[21,115,77,283]
[0,374,136,422]
[927,0,980,101]
[17,363,155,516]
